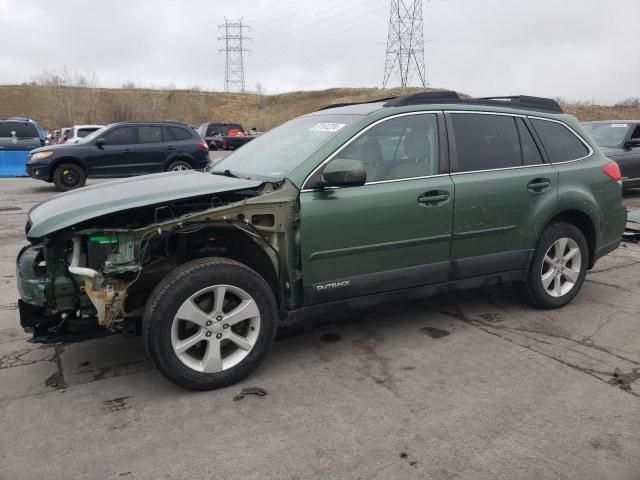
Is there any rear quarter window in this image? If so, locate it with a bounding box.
[530,119,589,162]
[170,127,193,140]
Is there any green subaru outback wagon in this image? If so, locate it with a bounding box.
[17,91,626,390]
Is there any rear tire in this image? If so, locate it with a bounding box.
[143,258,278,390]
[52,163,86,191]
[166,160,192,172]
[516,222,588,309]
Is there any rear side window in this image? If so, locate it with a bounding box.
[170,127,192,140]
[516,118,544,165]
[0,122,39,138]
[450,114,521,172]
[138,126,163,143]
[530,119,589,162]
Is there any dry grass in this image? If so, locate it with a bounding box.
[1,84,638,131]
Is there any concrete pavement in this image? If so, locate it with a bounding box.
[1,179,639,480]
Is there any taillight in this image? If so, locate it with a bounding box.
[603,161,622,182]
[198,141,207,150]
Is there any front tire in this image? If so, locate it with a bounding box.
[52,163,87,191]
[143,258,278,390]
[516,222,588,309]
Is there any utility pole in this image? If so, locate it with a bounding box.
[382,0,427,88]
[218,18,251,93]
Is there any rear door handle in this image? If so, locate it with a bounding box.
[527,178,551,192]
[124,148,135,153]
[166,146,177,150]
[417,191,449,206]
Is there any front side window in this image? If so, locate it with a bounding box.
[322,113,439,183]
[450,113,521,172]
[138,126,163,143]
[104,127,137,145]
[531,119,589,162]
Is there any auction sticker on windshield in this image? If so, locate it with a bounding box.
[612,124,629,128]
[309,123,346,132]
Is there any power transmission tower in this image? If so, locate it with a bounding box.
[218,18,251,93]
[382,0,427,88]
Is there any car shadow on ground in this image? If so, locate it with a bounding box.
[48,284,512,395]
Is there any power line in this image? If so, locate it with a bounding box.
[383,0,427,88]
[218,17,251,93]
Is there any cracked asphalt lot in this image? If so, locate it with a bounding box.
[1,179,640,480]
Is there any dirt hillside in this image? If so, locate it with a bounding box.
[1,84,638,131]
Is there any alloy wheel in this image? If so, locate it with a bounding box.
[540,237,582,298]
[171,285,261,373]
[170,164,189,171]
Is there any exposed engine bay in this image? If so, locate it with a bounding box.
[17,180,300,341]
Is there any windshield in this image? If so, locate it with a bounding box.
[212,114,362,178]
[582,123,630,148]
[79,126,108,143]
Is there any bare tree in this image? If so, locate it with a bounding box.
[616,97,640,108]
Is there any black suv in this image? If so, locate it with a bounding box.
[27,121,210,191]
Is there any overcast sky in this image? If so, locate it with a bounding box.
[0,0,638,104]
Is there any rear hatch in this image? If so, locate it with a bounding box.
[0,121,42,151]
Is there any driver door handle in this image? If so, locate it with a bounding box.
[417,191,450,206]
[527,178,551,192]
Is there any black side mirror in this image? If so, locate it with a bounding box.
[625,139,640,149]
[95,137,106,148]
[322,158,367,187]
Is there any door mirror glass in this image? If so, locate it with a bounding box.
[323,158,366,187]
[95,137,106,147]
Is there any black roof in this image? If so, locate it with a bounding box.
[319,91,564,114]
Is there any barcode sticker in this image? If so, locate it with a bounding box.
[309,123,346,132]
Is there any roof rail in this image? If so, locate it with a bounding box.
[383,91,461,107]
[382,91,564,113]
[475,96,563,113]
[317,96,398,111]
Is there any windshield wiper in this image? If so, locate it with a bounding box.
[211,169,240,178]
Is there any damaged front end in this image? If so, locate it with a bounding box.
[17,174,300,343]
[17,232,134,341]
